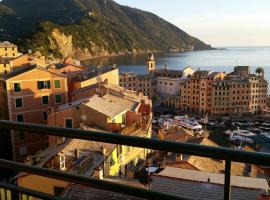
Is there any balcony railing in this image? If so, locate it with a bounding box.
[0,120,270,200]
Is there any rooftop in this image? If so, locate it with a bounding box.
[152,169,267,200]
[16,138,116,178]
[157,167,269,190]
[75,66,117,81]
[0,41,16,47]
[2,65,66,80]
[102,93,138,111]
[63,183,144,200]
[83,95,127,118]
[184,138,245,176]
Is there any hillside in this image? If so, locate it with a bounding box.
[0,0,213,60]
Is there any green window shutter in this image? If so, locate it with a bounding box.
[47,80,51,89]
[55,94,62,104]
[65,119,73,128]
[37,81,44,90]
[54,80,61,88]
[42,96,49,105]
[15,98,23,108]
[14,83,21,92]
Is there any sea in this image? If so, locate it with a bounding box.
[82,47,270,151]
[83,47,270,87]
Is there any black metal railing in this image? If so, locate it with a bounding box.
[0,120,270,200]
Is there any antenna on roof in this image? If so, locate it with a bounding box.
[97,61,103,94]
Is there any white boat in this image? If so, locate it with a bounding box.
[224,127,256,137]
[260,132,270,141]
[174,115,187,120]
[262,122,270,126]
[228,134,254,144]
[259,126,270,131]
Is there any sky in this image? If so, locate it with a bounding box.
[115,0,270,47]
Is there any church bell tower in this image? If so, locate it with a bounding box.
[147,53,156,73]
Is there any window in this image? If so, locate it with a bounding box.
[43,111,48,121]
[55,94,62,104]
[16,114,24,122]
[54,80,61,88]
[15,98,23,108]
[65,119,73,128]
[42,95,49,105]
[37,80,51,90]
[14,83,21,92]
[54,187,65,196]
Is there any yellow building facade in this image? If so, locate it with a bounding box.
[0,41,18,58]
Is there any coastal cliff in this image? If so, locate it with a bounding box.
[0,0,213,60]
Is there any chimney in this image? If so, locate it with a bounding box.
[176,154,183,162]
[75,149,80,159]
[164,65,168,70]
[24,156,33,165]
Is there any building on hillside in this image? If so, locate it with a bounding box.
[151,167,270,200]
[0,41,18,58]
[0,66,68,161]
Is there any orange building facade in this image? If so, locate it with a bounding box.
[3,66,68,161]
[179,67,267,116]
[179,70,225,114]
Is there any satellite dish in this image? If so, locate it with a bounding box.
[81,115,87,121]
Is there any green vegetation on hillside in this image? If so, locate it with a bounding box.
[0,0,213,59]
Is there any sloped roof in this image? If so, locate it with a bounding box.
[0,41,16,47]
[3,65,66,80]
[186,138,245,176]
[157,167,269,190]
[63,184,145,200]
[83,95,127,118]
[152,168,268,200]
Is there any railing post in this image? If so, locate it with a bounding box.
[224,160,231,200]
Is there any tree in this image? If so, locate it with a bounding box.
[255,67,264,77]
